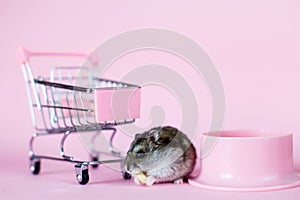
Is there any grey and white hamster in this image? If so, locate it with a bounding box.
[124,126,196,186]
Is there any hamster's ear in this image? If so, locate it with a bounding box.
[149,130,160,142]
[135,133,142,139]
[162,126,178,135]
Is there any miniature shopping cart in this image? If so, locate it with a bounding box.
[17,47,140,184]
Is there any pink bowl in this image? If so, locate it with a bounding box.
[189,130,300,192]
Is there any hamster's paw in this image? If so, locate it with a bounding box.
[145,176,156,186]
[174,178,183,184]
[134,173,147,185]
[134,176,142,185]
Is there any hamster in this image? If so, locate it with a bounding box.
[124,126,196,186]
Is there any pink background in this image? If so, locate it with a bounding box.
[1,0,300,199]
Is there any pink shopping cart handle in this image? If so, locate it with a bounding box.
[16,47,88,64]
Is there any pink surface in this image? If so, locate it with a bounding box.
[1,0,300,199]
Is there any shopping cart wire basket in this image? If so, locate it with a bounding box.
[16,47,141,184]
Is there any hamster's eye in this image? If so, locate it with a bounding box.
[136,150,145,158]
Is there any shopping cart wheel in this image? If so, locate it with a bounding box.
[30,158,41,175]
[91,156,99,169]
[75,163,89,185]
[123,171,132,180]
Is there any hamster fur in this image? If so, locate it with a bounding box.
[124,126,196,186]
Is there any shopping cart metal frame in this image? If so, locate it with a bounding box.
[17,47,139,184]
